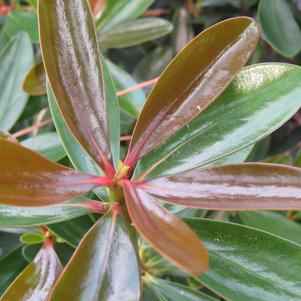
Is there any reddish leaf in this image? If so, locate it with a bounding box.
[138,163,301,210]
[89,0,105,18]
[38,0,117,176]
[125,17,259,166]
[0,138,112,206]
[0,243,62,301]
[122,180,208,276]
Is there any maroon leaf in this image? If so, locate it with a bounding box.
[138,163,301,210]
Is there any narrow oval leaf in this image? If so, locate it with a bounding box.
[0,32,34,131]
[0,138,111,206]
[126,17,259,166]
[89,0,105,19]
[0,244,62,301]
[0,198,93,227]
[135,63,301,179]
[188,218,301,301]
[122,181,208,276]
[100,18,173,49]
[140,163,301,210]
[39,0,120,175]
[22,61,46,96]
[20,233,45,245]
[96,0,154,34]
[49,212,140,301]
[0,248,27,295]
[258,0,301,58]
[148,277,218,301]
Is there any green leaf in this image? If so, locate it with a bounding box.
[96,0,154,33]
[148,277,218,301]
[126,17,259,167]
[135,63,301,179]
[20,233,45,245]
[47,85,109,201]
[49,212,140,301]
[22,61,46,96]
[106,59,146,118]
[258,0,301,58]
[188,218,301,301]
[0,199,93,227]
[2,10,39,43]
[0,32,33,131]
[100,18,173,49]
[21,132,66,162]
[0,232,21,258]
[122,181,208,275]
[39,0,120,175]
[239,211,301,245]
[0,248,27,295]
[0,244,62,301]
[0,138,110,206]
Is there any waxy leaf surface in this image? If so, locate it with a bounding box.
[126,17,259,166]
[122,181,208,275]
[89,0,105,18]
[0,244,62,301]
[135,64,301,179]
[0,139,109,206]
[49,212,140,301]
[23,61,46,96]
[0,33,33,131]
[188,218,301,301]
[141,163,301,210]
[39,0,120,175]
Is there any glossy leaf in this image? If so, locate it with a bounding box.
[49,212,140,301]
[188,218,301,301]
[96,0,154,33]
[21,132,66,162]
[0,32,33,131]
[22,61,46,96]
[126,17,259,166]
[239,211,301,245]
[89,0,105,18]
[0,248,27,295]
[140,163,301,210]
[0,244,62,301]
[106,59,146,118]
[20,233,45,245]
[100,18,173,49]
[0,138,111,206]
[0,198,93,227]
[258,0,301,58]
[47,85,108,201]
[0,232,21,258]
[135,64,301,179]
[39,0,120,175]
[148,277,218,301]
[122,181,208,276]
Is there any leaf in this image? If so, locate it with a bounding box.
[0,198,93,227]
[0,244,62,301]
[239,211,301,245]
[106,59,146,118]
[0,232,21,258]
[122,181,208,276]
[2,10,39,43]
[125,17,259,167]
[0,32,34,131]
[0,138,111,206]
[258,0,301,58]
[22,61,46,96]
[39,0,120,175]
[148,277,218,301]
[188,218,301,301]
[96,0,154,34]
[0,248,27,295]
[47,85,109,201]
[21,132,66,162]
[134,63,301,179]
[100,18,173,49]
[89,0,105,18]
[140,163,301,210]
[20,233,45,245]
[49,212,140,301]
